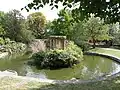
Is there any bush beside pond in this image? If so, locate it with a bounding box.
[32,42,83,69]
[0,38,26,54]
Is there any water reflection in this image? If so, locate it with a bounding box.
[28,55,120,80]
[0,55,119,80]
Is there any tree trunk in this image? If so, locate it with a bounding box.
[93,38,96,48]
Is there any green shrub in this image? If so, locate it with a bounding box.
[32,51,46,66]
[0,37,5,45]
[65,41,83,60]
[0,41,26,54]
[4,38,11,44]
[73,40,91,51]
[32,42,83,69]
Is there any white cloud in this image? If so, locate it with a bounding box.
[0,0,62,21]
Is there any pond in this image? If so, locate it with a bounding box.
[0,54,120,80]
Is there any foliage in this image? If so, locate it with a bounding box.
[68,16,110,49]
[109,23,120,45]
[26,12,47,38]
[65,41,83,60]
[3,9,25,41]
[71,21,90,51]
[0,25,6,38]
[47,9,74,40]
[0,10,35,43]
[0,40,26,54]
[26,0,120,23]
[0,11,6,29]
[19,23,35,43]
[83,16,110,48]
[20,29,35,43]
[75,41,91,51]
[32,42,83,69]
[0,38,11,45]
[0,12,6,39]
[0,37,5,45]
[47,11,111,50]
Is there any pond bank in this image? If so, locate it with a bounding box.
[86,48,120,63]
[88,48,120,58]
[0,74,120,90]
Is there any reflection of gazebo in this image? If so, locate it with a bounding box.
[47,36,67,50]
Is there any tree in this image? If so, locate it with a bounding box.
[83,16,110,48]
[0,11,6,39]
[0,11,6,28]
[26,0,120,23]
[47,9,74,39]
[4,9,25,41]
[26,12,46,38]
[109,22,120,45]
[19,22,35,43]
[71,21,90,50]
[0,10,34,43]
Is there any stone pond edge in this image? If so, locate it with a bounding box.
[1,51,120,85]
[53,51,120,84]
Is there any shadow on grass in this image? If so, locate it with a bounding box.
[29,77,120,90]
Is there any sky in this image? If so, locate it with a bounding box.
[0,0,63,21]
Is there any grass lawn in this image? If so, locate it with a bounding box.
[0,76,52,90]
[89,47,120,58]
[1,75,120,90]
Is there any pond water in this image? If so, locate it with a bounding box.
[0,54,120,80]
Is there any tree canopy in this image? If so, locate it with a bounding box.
[26,12,46,38]
[26,0,120,23]
[4,9,25,41]
[0,10,35,43]
[83,16,110,48]
[47,9,74,39]
[109,23,120,45]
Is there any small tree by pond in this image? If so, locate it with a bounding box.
[109,23,120,45]
[83,16,110,48]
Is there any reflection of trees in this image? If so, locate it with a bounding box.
[42,64,84,80]
[1,54,117,80]
[31,55,119,80]
[82,55,117,79]
[0,55,28,76]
